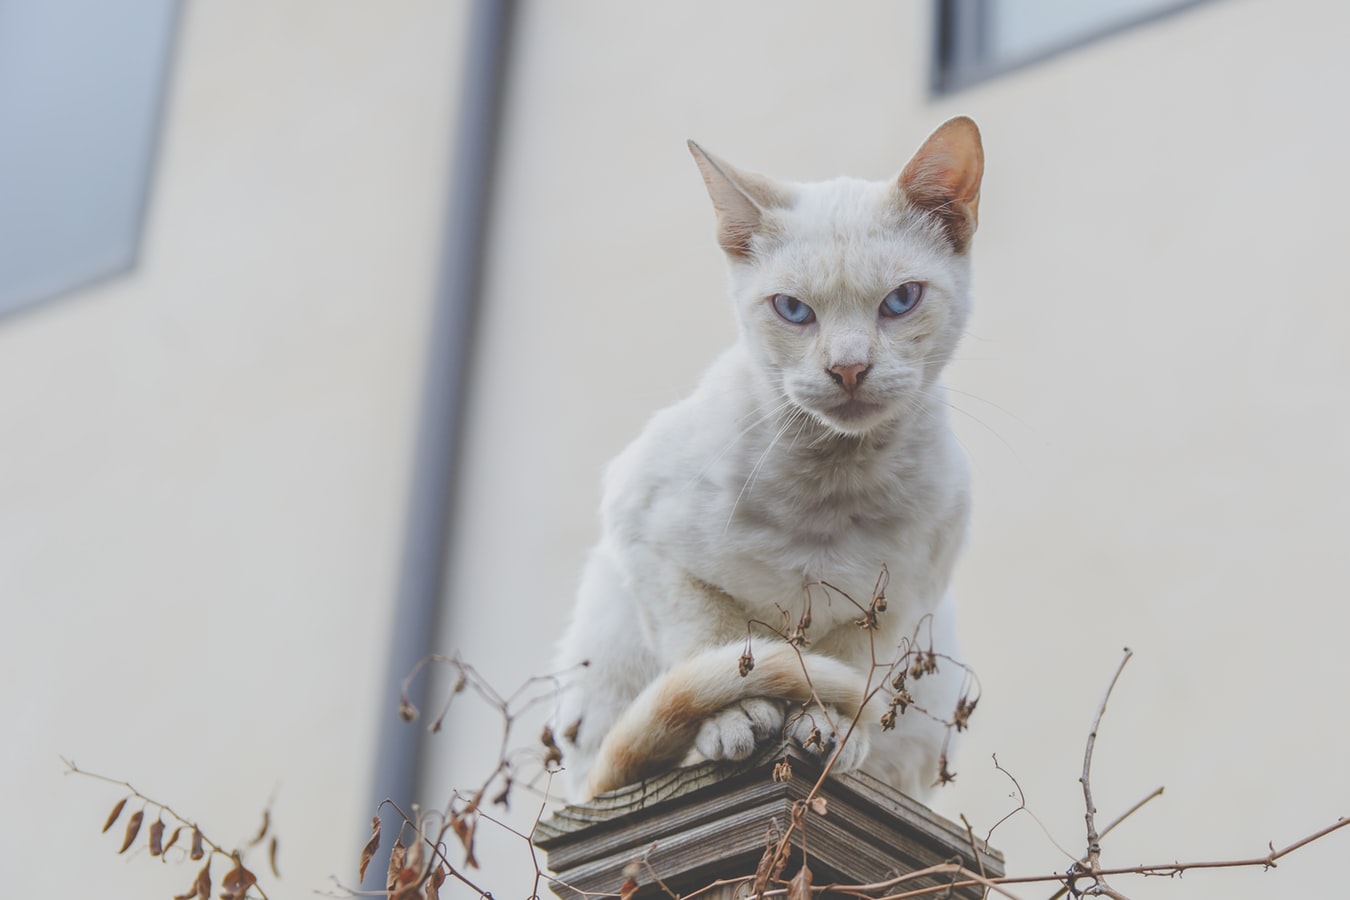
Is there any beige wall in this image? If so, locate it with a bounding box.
[434,1,1350,897]
[3,3,468,897]
[10,1,1349,898]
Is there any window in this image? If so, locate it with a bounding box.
[0,1,180,318]
[933,0,1214,93]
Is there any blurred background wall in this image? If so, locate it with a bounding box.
[6,2,1349,898]
[2,2,470,896]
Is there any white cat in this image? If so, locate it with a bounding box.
[554,117,984,802]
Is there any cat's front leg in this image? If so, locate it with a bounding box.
[631,559,800,764]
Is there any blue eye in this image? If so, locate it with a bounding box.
[880,282,924,318]
[771,293,815,324]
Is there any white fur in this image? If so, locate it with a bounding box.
[554,120,982,801]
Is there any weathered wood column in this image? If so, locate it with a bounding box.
[536,747,1003,899]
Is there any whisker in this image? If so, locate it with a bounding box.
[686,395,796,488]
[942,399,1022,463]
[723,407,802,534]
[941,385,1028,428]
[784,408,813,455]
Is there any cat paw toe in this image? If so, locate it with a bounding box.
[694,698,785,761]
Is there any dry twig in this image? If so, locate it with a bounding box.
[63,757,272,900]
[65,583,1350,900]
[1073,648,1133,898]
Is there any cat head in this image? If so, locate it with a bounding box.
[690,117,983,437]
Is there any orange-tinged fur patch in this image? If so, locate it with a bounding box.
[586,646,868,797]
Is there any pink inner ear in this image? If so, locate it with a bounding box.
[898,117,984,251]
[689,141,792,259]
[901,118,983,205]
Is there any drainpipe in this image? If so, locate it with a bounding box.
[366,0,515,880]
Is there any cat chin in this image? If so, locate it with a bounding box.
[808,398,897,437]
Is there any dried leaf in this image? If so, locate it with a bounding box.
[191,861,211,900]
[220,859,257,900]
[249,807,270,846]
[491,777,512,809]
[392,864,421,900]
[424,864,447,900]
[786,864,813,900]
[268,835,280,878]
[162,825,183,857]
[358,815,381,882]
[751,843,786,899]
[406,833,424,878]
[149,818,166,855]
[809,796,827,816]
[883,686,914,730]
[563,717,582,744]
[739,646,755,676]
[190,825,205,860]
[805,726,823,751]
[102,797,128,833]
[118,809,144,854]
[540,726,563,769]
[619,877,639,900]
[398,692,419,723]
[934,753,957,787]
[952,695,978,732]
[450,812,479,868]
[386,838,407,892]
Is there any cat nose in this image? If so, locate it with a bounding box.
[827,363,870,392]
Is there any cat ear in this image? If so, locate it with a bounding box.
[688,141,791,258]
[898,116,984,253]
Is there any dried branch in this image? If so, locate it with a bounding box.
[1076,648,1133,897]
[64,588,1349,900]
[1045,783,1165,900]
[62,757,272,900]
[728,816,1348,899]
[982,754,1070,863]
[959,813,991,898]
[730,570,985,900]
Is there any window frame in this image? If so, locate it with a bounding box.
[931,0,1217,94]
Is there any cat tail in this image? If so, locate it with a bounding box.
[584,641,868,798]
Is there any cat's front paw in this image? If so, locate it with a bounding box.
[786,706,870,772]
[694,698,786,762]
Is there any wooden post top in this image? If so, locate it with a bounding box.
[536,747,1003,899]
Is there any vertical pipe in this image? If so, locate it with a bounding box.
[365,0,515,879]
